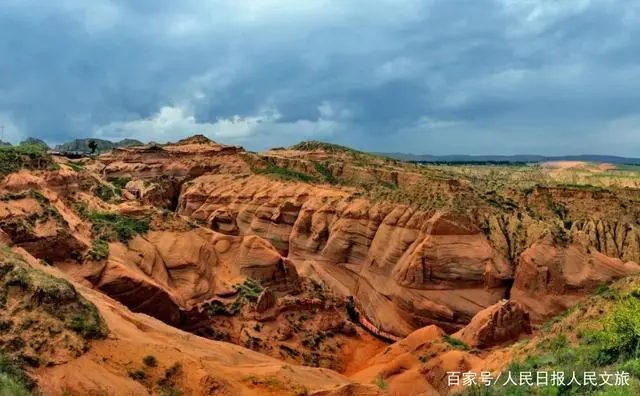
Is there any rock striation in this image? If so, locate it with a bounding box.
[178,174,512,335]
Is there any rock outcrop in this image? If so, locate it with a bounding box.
[255,287,276,313]
[453,300,532,348]
[0,189,87,263]
[511,234,640,323]
[98,139,248,180]
[124,178,180,209]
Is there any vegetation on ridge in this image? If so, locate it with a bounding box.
[0,144,55,179]
[244,155,316,183]
[0,353,33,396]
[0,246,108,394]
[290,140,365,154]
[460,276,640,395]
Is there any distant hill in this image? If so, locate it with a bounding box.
[290,140,364,154]
[0,140,11,147]
[172,134,215,145]
[20,137,49,149]
[376,153,640,165]
[54,138,143,153]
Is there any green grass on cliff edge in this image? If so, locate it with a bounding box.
[459,276,640,395]
[0,144,55,178]
[0,246,109,395]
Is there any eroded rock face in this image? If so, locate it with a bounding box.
[0,193,87,263]
[453,300,532,348]
[525,186,640,263]
[73,229,301,326]
[124,178,180,209]
[98,140,249,180]
[179,174,512,336]
[511,234,640,323]
[255,287,276,313]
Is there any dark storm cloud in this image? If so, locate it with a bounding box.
[0,0,639,154]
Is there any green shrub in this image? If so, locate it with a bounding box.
[69,305,106,340]
[234,278,263,300]
[161,388,183,396]
[128,369,146,382]
[88,239,109,260]
[158,362,183,389]
[65,162,84,172]
[587,291,640,365]
[313,162,337,184]
[0,192,28,202]
[94,185,118,202]
[229,278,264,314]
[110,177,132,190]
[291,141,359,154]
[0,353,35,393]
[143,355,158,367]
[88,211,149,243]
[164,362,182,378]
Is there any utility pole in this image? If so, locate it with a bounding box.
[0,124,4,142]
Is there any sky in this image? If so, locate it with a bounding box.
[1,0,639,155]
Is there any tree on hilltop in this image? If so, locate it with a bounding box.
[88,140,98,154]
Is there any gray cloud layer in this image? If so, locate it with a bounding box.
[1,0,639,154]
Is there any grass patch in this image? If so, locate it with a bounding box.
[65,162,84,172]
[251,158,316,183]
[556,183,609,192]
[1,246,108,341]
[87,239,109,260]
[444,335,471,351]
[373,375,388,391]
[0,354,35,394]
[94,184,119,202]
[0,190,67,229]
[88,211,149,243]
[0,372,31,396]
[313,162,338,184]
[109,177,132,190]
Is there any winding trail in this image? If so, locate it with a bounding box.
[351,302,401,343]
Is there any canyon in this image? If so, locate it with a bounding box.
[1,136,640,395]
